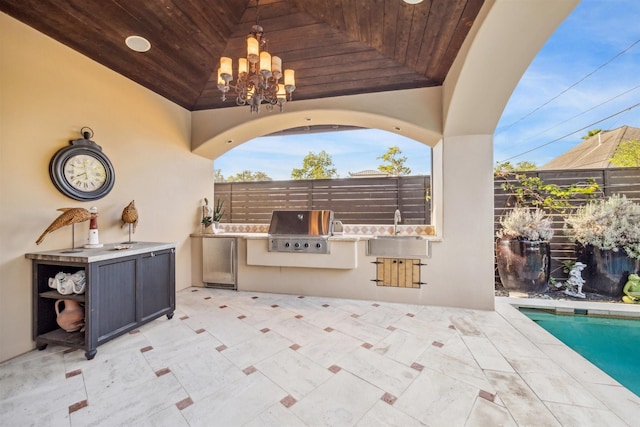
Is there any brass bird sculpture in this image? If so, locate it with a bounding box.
[120,200,139,232]
[36,208,91,245]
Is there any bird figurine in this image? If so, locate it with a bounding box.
[120,200,139,232]
[36,208,91,245]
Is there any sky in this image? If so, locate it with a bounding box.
[214,0,640,180]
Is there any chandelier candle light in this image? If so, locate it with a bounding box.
[217,0,295,113]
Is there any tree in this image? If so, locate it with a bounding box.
[609,139,640,167]
[214,169,225,182]
[291,151,338,180]
[581,129,602,140]
[377,146,411,176]
[226,170,272,182]
[494,160,537,173]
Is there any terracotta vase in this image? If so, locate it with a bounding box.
[55,300,85,332]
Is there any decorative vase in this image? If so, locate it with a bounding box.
[55,299,85,332]
[576,244,640,297]
[496,239,550,293]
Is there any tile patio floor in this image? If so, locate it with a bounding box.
[1,288,639,426]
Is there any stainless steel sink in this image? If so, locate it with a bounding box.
[366,236,431,258]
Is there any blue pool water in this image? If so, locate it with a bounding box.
[521,308,640,397]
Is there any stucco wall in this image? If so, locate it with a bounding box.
[0,13,213,362]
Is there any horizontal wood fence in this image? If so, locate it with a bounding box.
[494,167,640,282]
[214,176,431,225]
[214,167,640,283]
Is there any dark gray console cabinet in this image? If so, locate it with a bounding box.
[26,242,175,360]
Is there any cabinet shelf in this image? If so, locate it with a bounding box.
[38,290,85,302]
[37,328,85,347]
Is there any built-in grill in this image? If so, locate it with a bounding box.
[268,210,334,254]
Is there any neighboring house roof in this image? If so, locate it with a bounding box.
[348,169,389,178]
[540,125,640,170]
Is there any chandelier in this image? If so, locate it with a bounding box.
[216,0,295,114]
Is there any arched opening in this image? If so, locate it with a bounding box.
[213,127,434,226]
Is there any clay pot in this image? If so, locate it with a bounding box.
[55,300,85,332]
[496,238,551,293]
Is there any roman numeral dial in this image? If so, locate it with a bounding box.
[63,154,107,191]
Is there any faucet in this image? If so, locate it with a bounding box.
[393,209,401,235]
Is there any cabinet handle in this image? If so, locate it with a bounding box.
[229,240,235,275]
[150,252,155,257]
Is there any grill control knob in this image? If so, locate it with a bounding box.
[304,243,310,248]
[284,242,290,248]
[294,242,300,248]
[316,243,322,249]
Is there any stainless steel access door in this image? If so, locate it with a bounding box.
[202,237,237,289]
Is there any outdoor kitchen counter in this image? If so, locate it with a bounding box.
[192,232,366,241]
[193,232,440,242]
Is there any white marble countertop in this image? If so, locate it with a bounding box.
[191,232,440,242]
[25,242,176,263]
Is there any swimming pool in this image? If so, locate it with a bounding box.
[521,308,640,397]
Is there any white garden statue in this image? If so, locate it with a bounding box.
[563,262,587,298]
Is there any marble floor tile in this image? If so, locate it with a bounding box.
[1,288,637,427]
[141,331,222,371]
[544,401,629,427]
[81,346,157,402]
[484,370,562,426]
[290,370,382,427]
[337,346,418,396]
[267,316,329,347]
[357,304,408,328]
[355,400,424,427]
[372,328,433,366]
[243,402,307,427]
[167,343,246,401]
[255,348,332,399]
[137,405,191,427]
[394,368,479,427]
[332,315,392,345]
[464,397,517,427]
[181,372,287,427]
[220,330,293,369]
[416,333,497,393]
[460,335,515,373]
[297,329,364,368]
[70,371,188,426]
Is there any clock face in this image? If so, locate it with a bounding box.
[63,154,107,191]
[50,142,115,201]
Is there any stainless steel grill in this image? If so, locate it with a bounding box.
[268,210,334,254]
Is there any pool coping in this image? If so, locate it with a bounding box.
[494,296,640,416]
[497,296,640,319]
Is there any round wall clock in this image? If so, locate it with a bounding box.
[49,127,115,201]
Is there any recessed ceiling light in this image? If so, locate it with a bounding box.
[125,35,151,53]
[403,0,424,4]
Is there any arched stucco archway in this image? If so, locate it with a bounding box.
[192,87,443,160]
[189,0,581,311]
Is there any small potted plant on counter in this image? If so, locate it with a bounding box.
[212,198,225,231]
[201,198,214,234]
[563,194,640,297]
[496,207,554,293]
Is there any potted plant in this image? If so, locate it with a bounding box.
[495,207,554,293]
[563,194,640,297]
[212,198,225,230]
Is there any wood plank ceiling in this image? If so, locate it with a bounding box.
[0,0,484,111]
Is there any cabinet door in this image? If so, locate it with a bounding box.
[140,249,175,322]
[94,258,137,342]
